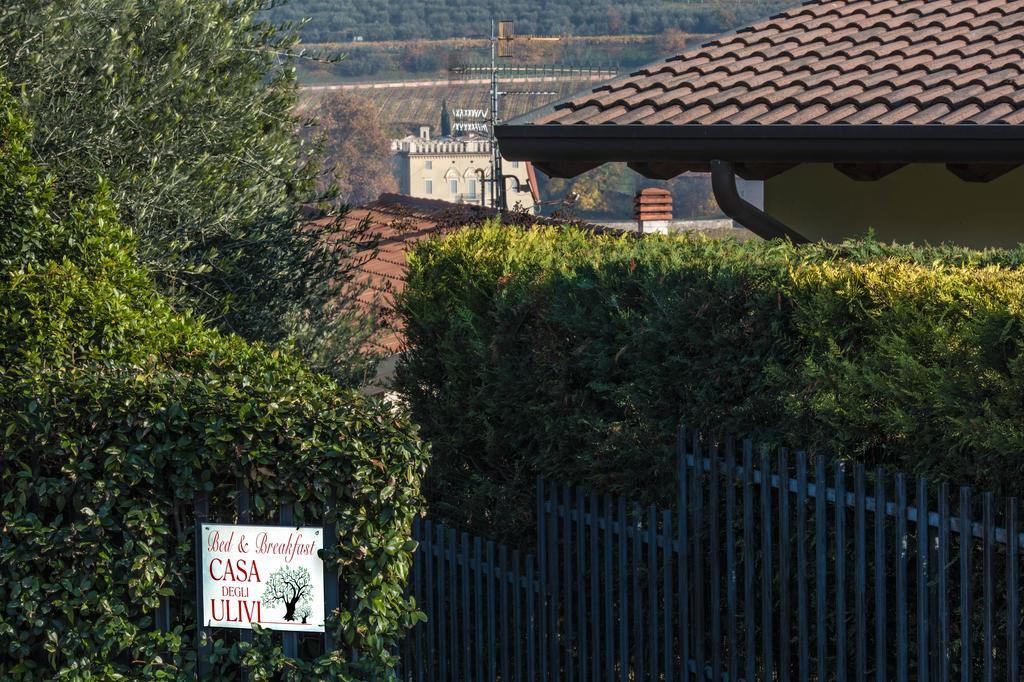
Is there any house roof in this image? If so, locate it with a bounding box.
[324,193,590,356]
[497,0,1024,179]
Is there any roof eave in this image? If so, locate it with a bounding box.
[495,124,1024,178]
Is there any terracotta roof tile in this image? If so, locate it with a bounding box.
[538,0,1024,127]
[319,194,601,356]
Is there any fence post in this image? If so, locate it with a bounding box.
[937,483,950,682]
[618,495,629,682]
[709,442,722,682]
[236,479,252,681]
[278,502,299,660]
[726,440,739,680]
[744,441,757,682]
[959,487,972,678]
[796,453,810,682]
[194,490,212,678]
[324,495,339,654]
[760,452,776,679]
[895,474,909,682]
[874,469,888,682]
[536,477,548,681]
[677,427,689,678]
[834,463,846,682]
[814,456,827,682]
[1007,498,1020,682]
[605,495,615,682]
[982,492,994,682]
[779,449,792,682]
[854,465,867,682]
[916,478,929,682]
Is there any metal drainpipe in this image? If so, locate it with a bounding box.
[710,160,808,243]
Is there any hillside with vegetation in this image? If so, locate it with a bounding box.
[269,0,791,43]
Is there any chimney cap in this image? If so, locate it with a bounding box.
[634,188,673,233]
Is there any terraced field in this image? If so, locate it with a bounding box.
[302,77,601,136]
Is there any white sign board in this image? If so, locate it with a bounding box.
[199,523,325,632]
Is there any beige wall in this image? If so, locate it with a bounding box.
[765,164,1024,248]
[395,148,535,211]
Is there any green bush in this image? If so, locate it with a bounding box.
[396,224,1024,544]
[0,89,429,680]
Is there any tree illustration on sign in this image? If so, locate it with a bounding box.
[296,602,312,624]
[261,566,313,622]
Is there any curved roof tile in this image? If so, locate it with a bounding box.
[539,0,1024,126]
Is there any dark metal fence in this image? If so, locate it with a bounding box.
[400,428,1024,681]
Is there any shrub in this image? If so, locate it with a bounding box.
[396,224,1024,544]
[0,88,429,680]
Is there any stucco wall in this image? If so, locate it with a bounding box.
[395,152,534,211]
[765,164,1024,248]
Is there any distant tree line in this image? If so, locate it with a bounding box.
[267,0,791,44]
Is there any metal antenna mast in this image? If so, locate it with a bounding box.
[490,20,503,212]
[488,20,561,212]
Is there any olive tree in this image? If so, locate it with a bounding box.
[0,0,379,383]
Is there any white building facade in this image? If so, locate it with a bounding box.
[392,129,536,212]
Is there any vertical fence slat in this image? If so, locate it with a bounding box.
[648,505,658,682]
[761,452,775,679]
[593,494,602,682]
[236,479,253,675]
[527,553,537,682]
[937,483,950,682]
[895,474,909,682]
[726,440,740,681]
[325,495,340,660]
[412,517,423,682]
[500,544,510,682]
[425,521,436,682]
[835,463,847,682]
[562,485,574,682]
[460,531,470,682]
[605,496,615,682]
[662,509,672,682]
[678,429,690,678]
[279,503,298,660]
[854,465,867,682]
[744,441,757,682]
[515,549,524,682]
[578,487,588,682]
[549,485,560,682]
[815,456,828,682]
[633,502,644,682]
[537,479,547,682]
[796,452,810,682]
[917,478,929,682]
[436,525,447,682]
[983,492,994,682]
[487,540,497,682]
[692,436,706,681]
[709,443,722,682]
[778,449,791,682]
[959,487,972,682]
[1007,498,1020,682]
[193,491,211,679]
[619,496,629,682]
[475,537,485,682]
[875,469,888,682]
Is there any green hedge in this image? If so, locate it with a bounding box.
[0,89,428,679]
[396,224,1024,544]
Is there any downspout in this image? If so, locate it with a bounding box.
[710,160,807,243]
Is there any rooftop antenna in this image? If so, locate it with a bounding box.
[489,19,561,212]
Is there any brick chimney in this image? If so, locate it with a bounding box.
[634,188,673,234]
